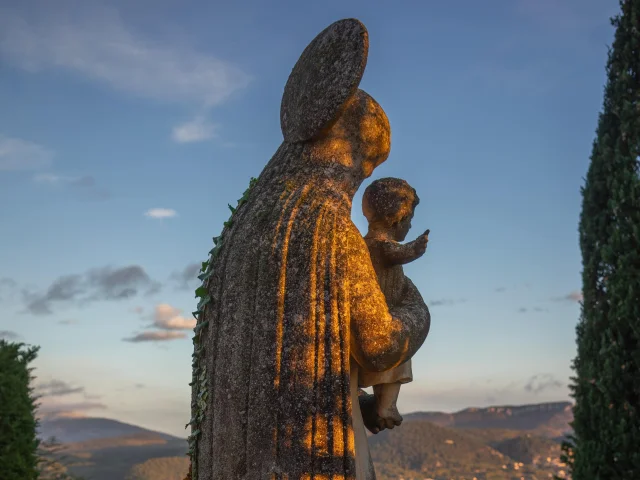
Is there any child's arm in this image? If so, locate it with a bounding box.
[380,229,429,266]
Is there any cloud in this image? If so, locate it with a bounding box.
[24,265,161,315]
[172,116,218,143]
[0,5,251,108]
[518,307,528,313]
[0,330,19,340]
[430,298,467,307]
[150,303,196,330]
[35,379,84,397]
[123,330,187,342]
[144,208,177,219]
[170,262,200,290]
[124,303,195,342]
[38,401,107,418]
[34,173,111,200]
[495,287,506,293]
[58,319,78,325]
[0,135,53,171]
[553,291,583,303]
[0,277,18,302]
[524,374,563,394]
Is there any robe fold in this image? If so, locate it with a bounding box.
[194,142,430,480]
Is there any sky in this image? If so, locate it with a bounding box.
[0,0,621,437]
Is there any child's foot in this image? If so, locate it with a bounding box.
[376,404,403,430]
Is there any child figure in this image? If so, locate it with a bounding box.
[359,177,430,431]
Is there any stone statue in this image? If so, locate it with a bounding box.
[358,178,430,433]
[189,18,431,480]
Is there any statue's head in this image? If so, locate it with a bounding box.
[280,19,391,181]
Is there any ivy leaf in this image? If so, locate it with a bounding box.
[194,320,210,334]
[192,310,202,320]
[200,261,209,273]
[195,286,208,298]
[212,235,221,245]
[198,269,214,282]
[228,204,236,214]
[197,295,211,311]
[224,219,233,229]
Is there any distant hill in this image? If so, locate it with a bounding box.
[41,402,572,480]
[38,417,187,480]
[404,401,573,438]
[38,416,180,444]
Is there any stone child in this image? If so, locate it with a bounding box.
[359,177,429,431]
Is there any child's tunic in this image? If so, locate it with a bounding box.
[358,237,414,387]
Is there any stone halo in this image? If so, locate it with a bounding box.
[280,18,369,143]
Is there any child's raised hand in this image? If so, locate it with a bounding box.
[414,229,430,256]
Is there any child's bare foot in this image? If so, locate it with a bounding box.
[375,404,403,430]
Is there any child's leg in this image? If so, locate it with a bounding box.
[373,383,400,411]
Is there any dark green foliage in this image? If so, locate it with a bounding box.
[0,340,41,480]
[565,0,640,478]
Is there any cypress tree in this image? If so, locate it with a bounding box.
[0,340,41,480]
[564,0,640,478]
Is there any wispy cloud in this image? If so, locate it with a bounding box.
[495,287,506,293]
[38,401,107,418]
[35,379,84,397]
[430,298,467,307]
[0,277,18,302]
[524,373,563,394]
[124,303,195,342]
[150,303,196,331]
[172,116,218,143]
[35,377,106,418]
[0,135,53,171]
[0,330,19,340]
[34,173,110,200]
[0,6,251,108]
[553,290,583,303]
[24,265,161,315]
[170,262,200,290]
[57,319,79,325]
[123,331,187,343]
[144,208,177,219]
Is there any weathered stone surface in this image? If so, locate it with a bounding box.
[280,18,369,143]
[192,20,431,480]
[358,177,431,434]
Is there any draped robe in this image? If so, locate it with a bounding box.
[194,141,430,480]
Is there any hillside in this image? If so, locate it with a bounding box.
[43,402,572,480]
[404,401,573,439]
[39,416,179,444]
[369,420,508,478]
[125,456,189,480]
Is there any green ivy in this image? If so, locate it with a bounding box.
[186,176,258,478]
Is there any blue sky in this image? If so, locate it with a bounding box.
[0,0,619,437]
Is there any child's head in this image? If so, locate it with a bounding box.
[362,177,420,241]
